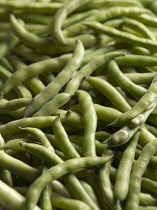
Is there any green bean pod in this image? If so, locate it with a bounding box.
[102,101,155,147]
[26,156,112,210]
[64,51,125,95]
[114,132,140,201]
[85,21,157,50]
[108,60,147,99]
[76,90,97,157]
[51,0,92,45]
[0,133,13,187]
[53,115,80,159]
[141,177,157,195]
[125,138,157,210]
[110,77,157,128]
[85,76,131,112]
[99,149,121,210]
[0,180,41,210]
[19,127,54,152]
[51,192,92,210]
[0,150,40,183]
[24,40,84,117]
[33,93,72,117]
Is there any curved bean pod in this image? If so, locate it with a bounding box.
[19,142,63,166]
[0,150,40,183]
[0,133,13,187]
[80,180,99,206]
[115,54,157,66]
[114,132,139,201]
[40,182,53,210]
[1,54,71,95]
[0,113,82,137]
[125,138,157,210]
[51,192,92,210]
[103,102,155,147]
[53,115,80,159]
[0,98,30,114]
[26,156,112,210]
[64,51,124,95]
[33,93,72,117]
[24,40,84,117]
[121,17,156,41]
[0,1,62,14]
[76,90,97,156]
[110,77,157,128]
[85,76,131,112]
[51,0,92,45]
[64,7,151,36]
[85,21,157,50]
[19,127,54,152]
[99,149,121,210]
[108,60,147,99]
[141,177,157,195]
[0,180,41,210]
[7,54,46,96]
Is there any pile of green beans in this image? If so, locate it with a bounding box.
[0,0,157,209]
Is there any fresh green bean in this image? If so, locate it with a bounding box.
[19,142,99,210]
[85,76,131,112]
[0,133,13,187]
[139,126,157,156]
[0,65,32,99]
[108,60,147,99]
[0,32,18,60]
[40,168,53,210]
[76,90,97,156]
[64,7,151,36]
[53,115,80,159]
[125,138,157,210]
[84,174,110,210]
[0,150,40,183]
[0,57,14,73]
[51,180,72,198]
[64,51,124,95]
[19,141,63,166]
[1,53,71,95]
[24,40,84,117]
[135,147,157,169]
[0,113,82,137]
[85,21,157,50]
[26,156,112,210]
[109,77,157,128]
[19,127,54,152]
[51,192,92,210]
[80,180,99,207]
[7,53,46,96]
[0,98,30,113]
[77,0,143,11]
[99,149,121,210]
[51,0,92,45]
[70,103,122,123]
[33,93,72,117]
[0,180,41,210]
[141,177,157,195]
[12,44,51,63]
[5,138,33,152]
[139,192,157,206]
[121,17,156,41]
[115,54,157,67]
[0,1,62,14]
[114,132,139,201]
[103,102,155,147]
